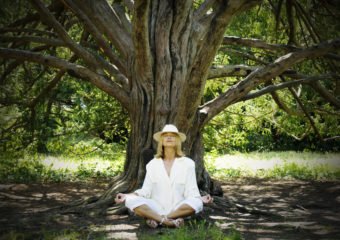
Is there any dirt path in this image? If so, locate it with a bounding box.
[1,178,339,239]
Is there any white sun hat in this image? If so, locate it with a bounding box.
[153,124,186,142]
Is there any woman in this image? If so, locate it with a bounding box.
[114,124,213,228]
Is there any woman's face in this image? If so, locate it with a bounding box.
[161,132,177,148]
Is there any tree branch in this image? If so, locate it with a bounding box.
[313,108,340,117]
[208,65,257,79]
[72,0,133,60]
[7,1,64,28]
[28,0,128,88]
[122,0,134,14]
[268,87,303,117]
[207,64,313,81]
[0,99,29,107]
[194,0,216,19]
[0,28,57,37]
[222,36,340,61]
[0,34,65,47]
[0,48,130,110]
[309,81,340,109]
[324,136,340,141]
[27,0,101,66]
[63,0,127,78]
[270,117,311,141]
[239,74,333,102]
[1,61,21,85]
[1,45,53,84]
[199,38,340,126]
[281,76,323,141]
[219,47,267,65]
[28,55,78,108]
[223,36,301,51]
[177,0,261,130]
[286,0,298,45]
[294,1,320,42]
[112,2,132,34]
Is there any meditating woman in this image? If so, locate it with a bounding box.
[114,124,213,228]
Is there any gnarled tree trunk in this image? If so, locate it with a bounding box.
[96,0,250,205]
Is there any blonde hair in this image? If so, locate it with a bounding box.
[155,134,185,158]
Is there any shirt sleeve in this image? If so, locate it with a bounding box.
[184,162,201,199]
[134,167,153,198]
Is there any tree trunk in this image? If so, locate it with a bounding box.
[67,0,259,212]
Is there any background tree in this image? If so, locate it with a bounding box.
[1,0,339,211]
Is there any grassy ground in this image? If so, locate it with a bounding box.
[1,151,339,183]
[205,151,340,179]
[1,151,339,239]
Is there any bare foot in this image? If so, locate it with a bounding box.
[163,218,184,228]
[146,219,158,228]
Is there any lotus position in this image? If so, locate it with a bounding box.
[114,124,213,228]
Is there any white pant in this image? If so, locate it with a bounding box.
[125,195,203,216]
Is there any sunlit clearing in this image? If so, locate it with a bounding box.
[208,151,340,171]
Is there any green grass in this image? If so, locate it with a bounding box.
[139,220,242,240]
[205,151,340,180]
[0,151,125,183]
[1,150,340,183]
[0,220,242,240]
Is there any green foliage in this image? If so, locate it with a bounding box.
[1,76,130,155]
[0,145,124,183]
[0,0,32,26]
[140,220,242,240]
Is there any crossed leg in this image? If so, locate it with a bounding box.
[167,204,195,219]
[134,204,195,227]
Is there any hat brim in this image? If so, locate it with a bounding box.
[153,131,186,142]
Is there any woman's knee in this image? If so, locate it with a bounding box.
[134,204,149,214]
[178,204,195,212]
[183,197,203,214]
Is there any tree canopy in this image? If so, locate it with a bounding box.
[1,0,339,156]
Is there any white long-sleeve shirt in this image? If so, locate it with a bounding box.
[134,157,201,215]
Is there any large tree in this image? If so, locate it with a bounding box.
[1,0,339,211]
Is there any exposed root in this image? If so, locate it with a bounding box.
[105,204,129,215]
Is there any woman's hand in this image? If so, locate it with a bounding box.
[114,193,127,204]
[200,194,214,204]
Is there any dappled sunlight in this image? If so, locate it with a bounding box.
[90,223,139,240]
[90,223,139,232]
[1,178,339,239]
